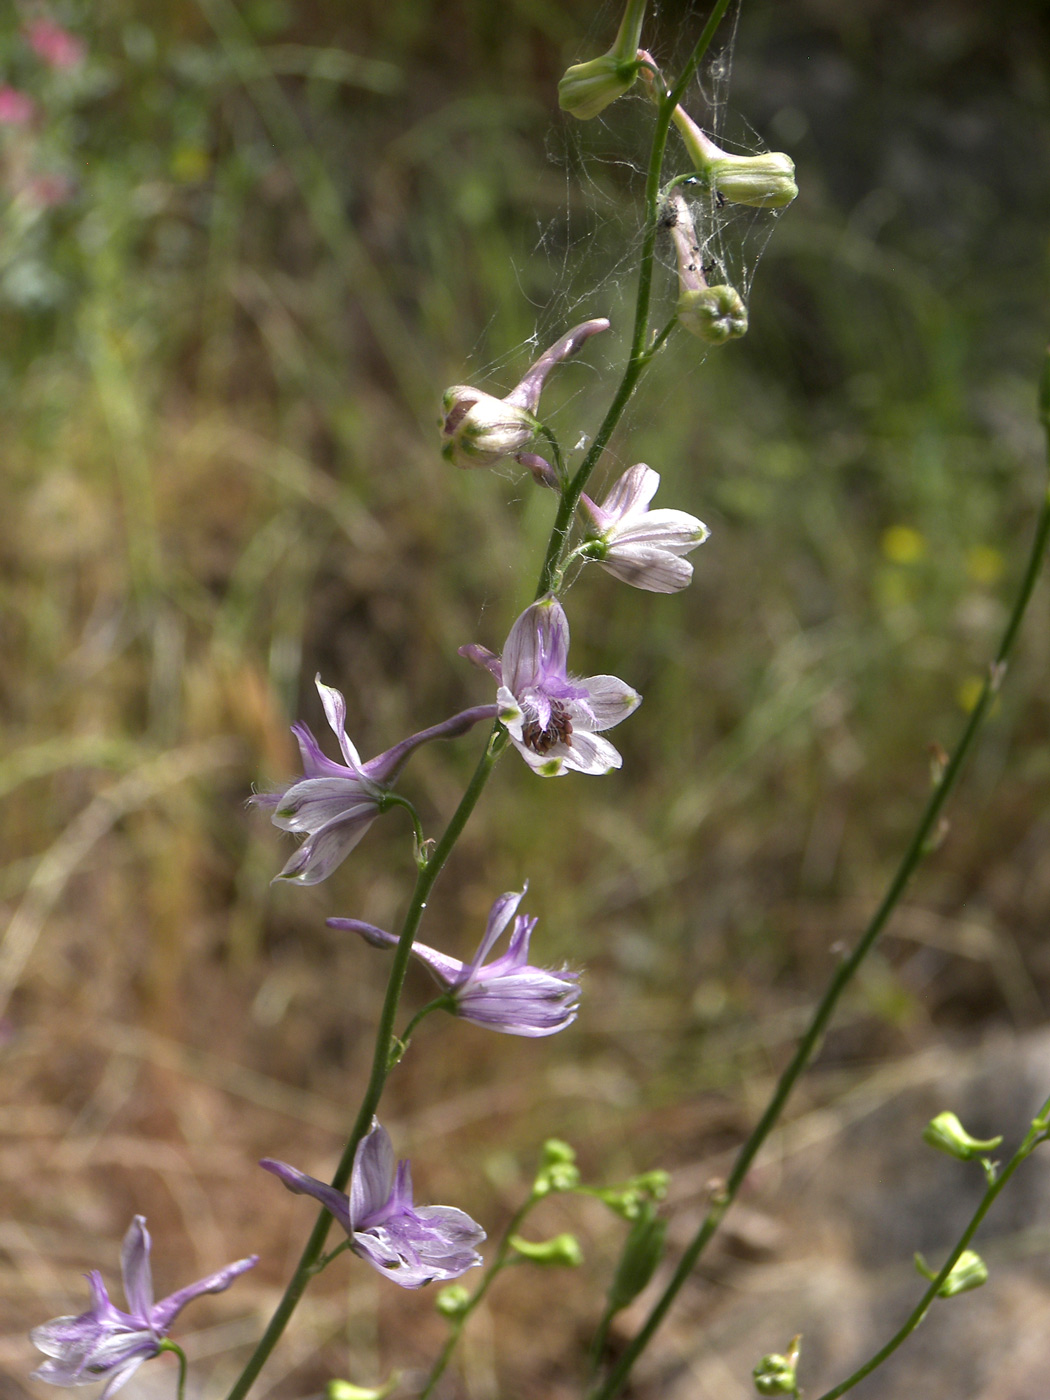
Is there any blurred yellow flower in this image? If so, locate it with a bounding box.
[966,545,1005,585]
[881,524,925,564]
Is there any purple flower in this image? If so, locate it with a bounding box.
[580,463,710,593]
[261,1120,485,1289]
[330,886,580,1037]
[30,1217,256,1399]
[441,319,610,469]
[460,596,640,776]
[252,675,496,884]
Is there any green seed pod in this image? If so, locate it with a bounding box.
[509,1232,583,1267]
[606,1202,667,1313]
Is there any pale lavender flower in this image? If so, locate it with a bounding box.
[30,1217,256,1399]
[330,885,579,1037]
[441,318,610,469]
[252,674,496,884]
[460,596,640,776]
[580,463,709,593]
[261,1120,485,1289]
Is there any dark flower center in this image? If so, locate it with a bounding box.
[522,702,573,754]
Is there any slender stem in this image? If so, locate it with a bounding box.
[158,1341,188,1400]
[225,728,507,1400]
[417,1194,539,1400]
[816,1096,1050,1399]
[398,994,453,1051]
[589,397,1050,1400]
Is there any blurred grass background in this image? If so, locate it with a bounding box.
[2,0,1049,1396]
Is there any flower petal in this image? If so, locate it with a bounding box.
[350,1121,396,1228]
[611,507,708,551]
[600,463,660,522]
[599,547,695,593]
[259,1160,353,1233]
[502,598,569,697]
[468,889,526,970]
[149,1256,258,1334]
[273,815,378,884]
[571,675,641,731]
[559,730,623,774]
[314,676,366,771]
[327,919,467,988]
[120,1218,153,1323]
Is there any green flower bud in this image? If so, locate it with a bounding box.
[752,1335,801,1395]
[435,1284,472,1318]
[923,1111,1002,1161]
[707,151,798,209]
[558,54,641,121]
[671,105,797,209]
[915,1249,989,1297]
[509,1232,583,1267]
[541,1139,577,1166]
[606,1203,667,1313]
[678,285,748,345]
[558,0,647,121]
[440,387,537,469]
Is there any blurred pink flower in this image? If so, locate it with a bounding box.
[0,86,35,126]
[22,172,75,207]
[25,18,86,70]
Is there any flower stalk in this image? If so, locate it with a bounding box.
[588,352,1050,1400]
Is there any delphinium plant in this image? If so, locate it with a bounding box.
[27,3,1050,1399]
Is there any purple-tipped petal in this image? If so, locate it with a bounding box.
[350,1121,396,1227]
[149,1256,258,1333]
[328,918,466,986]
[119,1219,153,1326]
[260,1159,354,1233]
[468,889,526,969]
[504,318,611,413]
[458,643,503,683]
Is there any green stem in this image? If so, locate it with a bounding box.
[398,994,453,1052]
[417,1193,539,1400]
[816,1097,1050,1399]
[158,1341,188,1400]
[589,392,1050,1400]
[224,728,507,1400]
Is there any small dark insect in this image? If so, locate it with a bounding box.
[701,259,718,279]
[714,189,726,209]
[657,201,679,231]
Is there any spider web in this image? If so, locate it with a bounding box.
[455,0,788,488]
